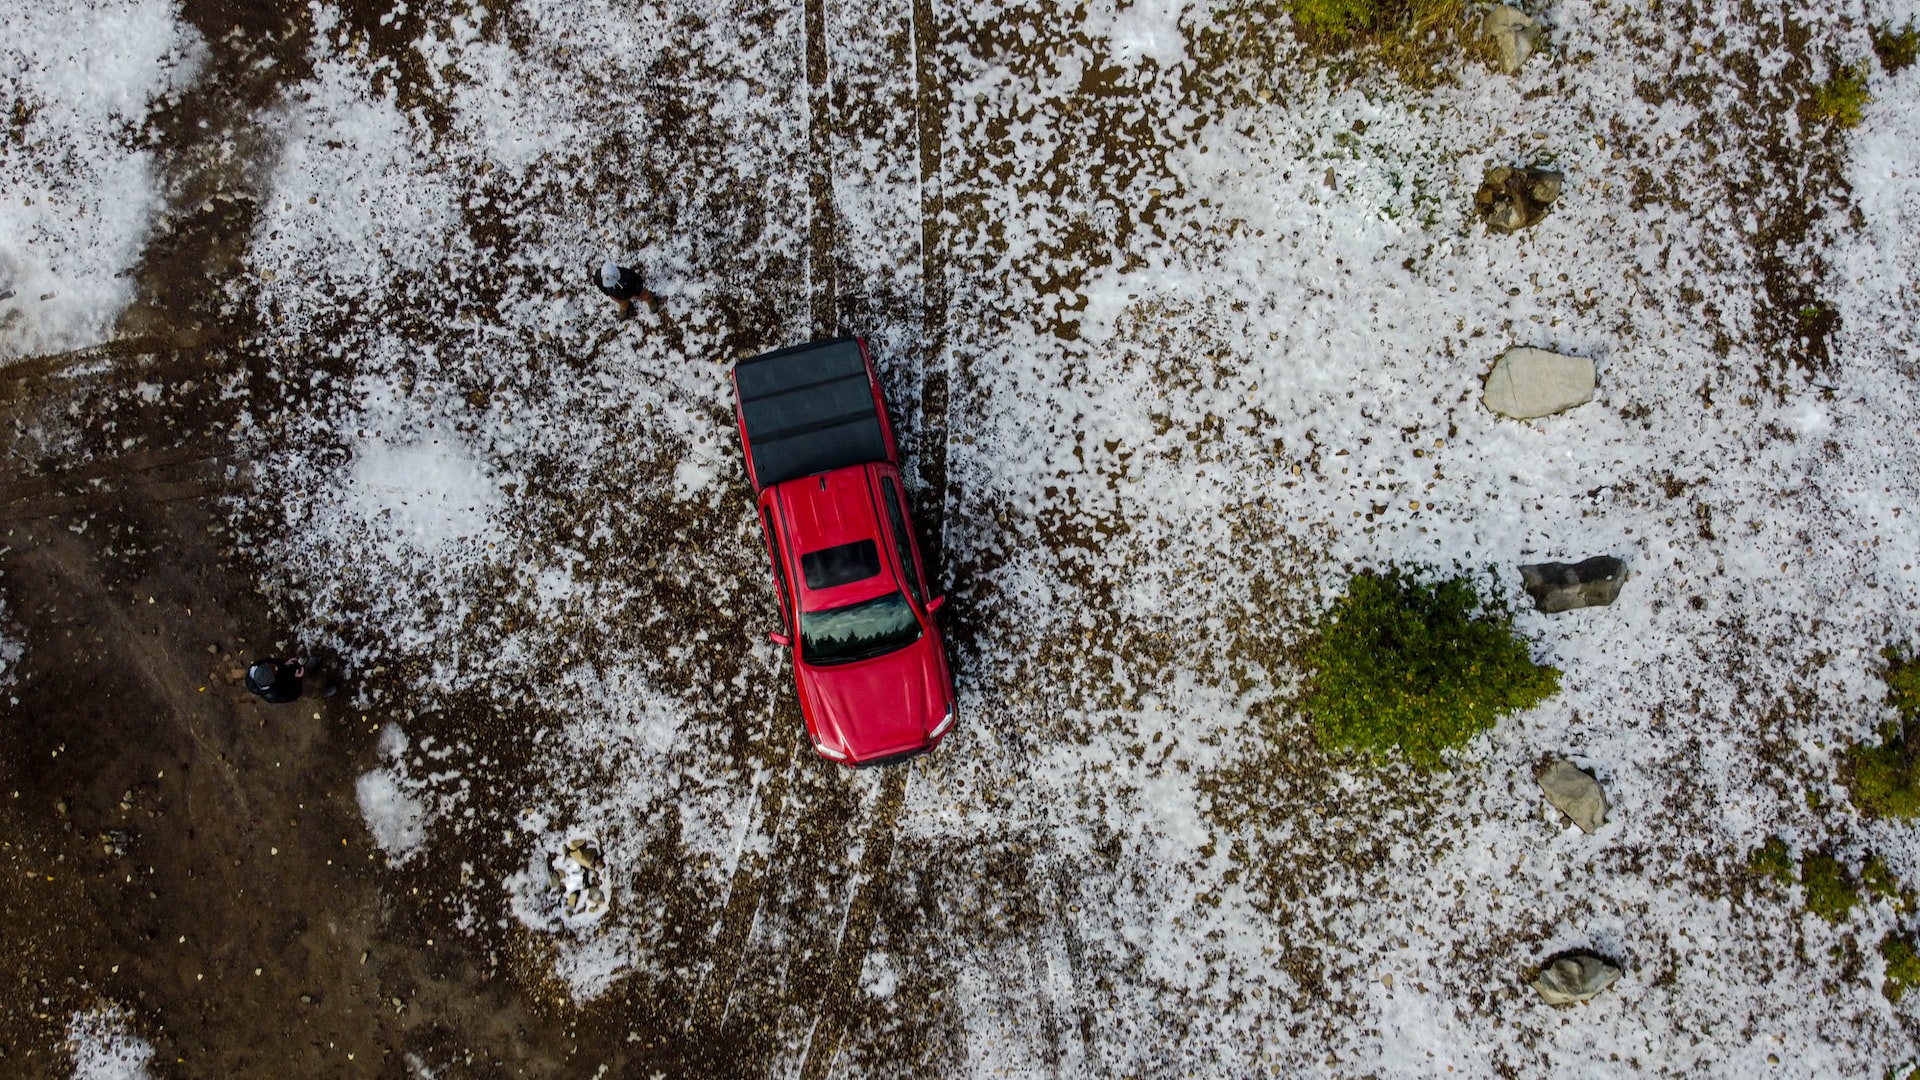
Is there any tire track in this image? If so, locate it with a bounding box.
[795,766,909,1080]
[0,443,232,524]
[1042,859,1097,1073]
[685,716,799,1037]
[803,0,839,338]
[34,528,248,806]
[0,481,219,525]
[726,2,950,1073]
[0,444,227,503]
[0,335,233,393]
[909,0,953,573]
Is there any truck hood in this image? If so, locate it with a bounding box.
[798,636,945,761]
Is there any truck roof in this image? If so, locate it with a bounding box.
[777,465,899,611]
[733,338,892,490]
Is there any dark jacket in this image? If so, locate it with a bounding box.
[245,657,305,703]
[589,262,647,300]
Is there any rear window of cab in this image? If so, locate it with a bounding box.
[801,539,882,590]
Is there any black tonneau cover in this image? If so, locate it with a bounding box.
[735,338,889,489]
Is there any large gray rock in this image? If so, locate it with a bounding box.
[1520,556,1627,612]
[1482,347,1595,419]
[1531,953,1621,1005]
[1485,5,1545,73]
[1537,759,1609,833]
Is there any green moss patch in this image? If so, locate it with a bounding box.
[1300,567,1559,771]
[1204,0,1488,89]
[1802,854,1860,923]
[1890,647,1920,718]
[1883,934,1920,1002]
[1807,62,1872,129]
[1288,0,1381,35]
[1865,857,1903,901]
[1843,648,1920,819]
[1874,20,1918,73]
[1749,836,1797,884]
[1846,738,1920,819]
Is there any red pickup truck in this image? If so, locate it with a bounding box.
[731,337,956,767]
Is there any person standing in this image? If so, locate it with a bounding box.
[244,656,306,703]
[589,259,661,320]
[244,655,339,702]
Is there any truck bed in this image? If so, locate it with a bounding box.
[734,338,891,490]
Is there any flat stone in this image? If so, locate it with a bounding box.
[1520,556,1627,612]
[1485,5,1545,73]
[1482,347,1594,419]
[1531,953,1621,1005]
[1537,759,1609,833]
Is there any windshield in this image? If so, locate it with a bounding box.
[800,591,922,664]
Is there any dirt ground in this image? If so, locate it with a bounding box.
[0,2,657,1075]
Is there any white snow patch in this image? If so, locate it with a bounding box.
[0,0,202,360]
[355,724,433,864]
[0,595,22,689]
[550,925,639,1001]
[505,839,638,1000]
[860,950,899,1000]
[1082,0,1194,69]
[347,433,504,553]
[65,1004,154,1080]
[673,456,717,500]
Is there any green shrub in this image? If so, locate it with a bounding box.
[1803,854,1860,923]
[1883,934,1920,1001]
[1807,62,1872,128]
[1750,836,1797,884]
[1875,20,1918,73]
[1844,648,1920,819]
[1301,567,1559,770]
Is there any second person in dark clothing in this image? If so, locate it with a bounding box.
[245,657,306,703]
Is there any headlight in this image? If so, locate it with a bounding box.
[929,705,956,739]
[815,741,848,760]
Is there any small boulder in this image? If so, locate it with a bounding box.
[1537,759,1609,833]
[1482,347,1595,419]
[1531,953,1621,1005]
[550,835,612,926]
[1473,166,1563,233]
[1520,556,1627,612]
[1485,5,1545,73]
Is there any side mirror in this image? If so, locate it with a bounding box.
[926,596,946,614]
[769,631,792,647]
